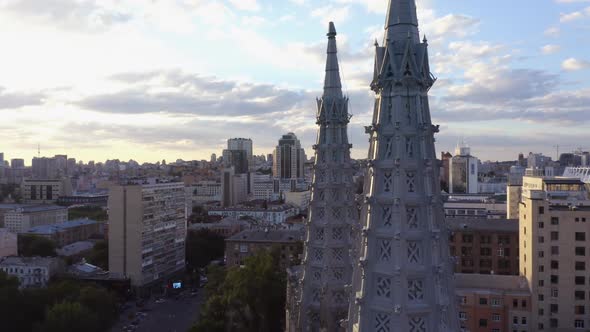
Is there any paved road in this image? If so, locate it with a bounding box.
[111,292,205,332]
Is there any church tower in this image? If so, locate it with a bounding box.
[347,0,460,331]
[297,22,358,332]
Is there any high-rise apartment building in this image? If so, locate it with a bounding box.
[348,0,459,330]
[449,143,479,194]
[227,138,253,160]
[273,133,306,180]
[31,157,59,179]
[11,159,25,169]
[108,182,187,287]
[519,175,590,331]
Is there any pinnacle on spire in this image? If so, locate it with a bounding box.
[384,0,420,43]
[323,21,343,98]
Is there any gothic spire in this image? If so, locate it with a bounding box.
[323,21,343,98]
[384,0,420,43]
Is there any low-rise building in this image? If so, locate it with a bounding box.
[188,217,251,238]
[284,190,311,214]
[455,273,531,332]
[225,229,303,268]
[444,194,507,219]
[449,217,519,275]
[56,241,95,258]
[3,204,68,233]
[208,204,298,224]
[23,218,100,247]
[0,256,63,288]
[188,180,221,205]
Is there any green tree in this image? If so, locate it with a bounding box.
[18,235,57,257]
[85,241,108,269]
[186,229,225,270]
[42,301,99,332]
[67,206,107,221]
[191,249,287,332]
[78,286,117,331]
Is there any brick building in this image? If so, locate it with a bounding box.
[456,273,531,332]
[225,229,303,268]
[449,217,519,275]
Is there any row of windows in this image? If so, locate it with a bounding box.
[537,318,585,329]
[453,234,512,245]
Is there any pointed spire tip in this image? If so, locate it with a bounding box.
[328,21,337,37]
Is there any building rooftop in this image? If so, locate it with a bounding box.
[57,241,95,257]
[226,229,304,243]
[209,204,297,212]
[0,204,66,213]
[447,217,518,233]
[24,218,98,235]
[455,273,530,294]
[0,256,59,267]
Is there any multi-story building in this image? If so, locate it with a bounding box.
[0,228,17,257]
[222,149,249,174]
[520,175,590,331]
[23,218,100,247]
[227,138,253,160]
[208,204,298,224]
[0,256,63,288]
[188,217,251,238]
[273,133,306,180]
[21,178,72,204]
[455,273,531,332]
[225,229,303,268]
[448,217,519,275]
[450,143,479,194]
[188,180,222,205]
[284,190,311,215]
[31,157,59,179]
[221,168,248,207]
[108,182,187,287]
[3,204,68,233]
[444,194,507,219]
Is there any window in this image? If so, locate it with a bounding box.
[575,320,584,328]
[521,300,527,308]
[462,234,473,243]
[551,232,559,241]
[491,298,502,306]
[550,304,558,313]
[513,316,518,324]
[480,298,488,305]
[576,232,586,241]
[551,217,559,225]
[551,246,559,255]
[550,318,558,328]
[460,296,467,304]
[539,265,545,272]
[513,299,518,308]
[498,236,510,245]
[576,261,586,271]
[539,206,545,214]
[538,236,545,243]
[551,260,559,269]
[459,312,466,320]
[479,319,487,327]
[575,305,585,315]
[576,247,586,256]
[552,288,558,297]
[576,276,585,285]
[538,222,544,228]
[521,317,527,325]
[551,275,559,284]
[538,279,544,287]
[575,291,585,300]
[498,248,505,257]
[539,323,544,330]
[481,235,491,244]
[538,251,544,258]
[539,308,544,315]
[539,294,544,301]
[481,248,492,256]
[492,313,500,322]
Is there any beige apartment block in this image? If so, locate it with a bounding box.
[108,182,187,287]
[520,176,590,331]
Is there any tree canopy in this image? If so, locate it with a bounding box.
[191,248,287,332]
[186,229,225,270]
[18,235,57,257]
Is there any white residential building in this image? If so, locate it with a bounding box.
[0,228,17,257]
[208,204,298,224]
[3,205,68,233]
[0,257,63,288]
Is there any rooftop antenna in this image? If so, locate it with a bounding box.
[37,143,40,158]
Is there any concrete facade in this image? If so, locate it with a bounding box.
[3,204,68,234]
[520,176,590,331]
[225,229,303,268]
[108,182,187,287]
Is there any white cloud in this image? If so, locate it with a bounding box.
[562,58,590,71]
[559,6,590,22]
[228,0,260,12]
[311,5,351,25]
[544,26,560,37]
[541,44,561,54]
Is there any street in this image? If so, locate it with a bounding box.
[111,291,205,332]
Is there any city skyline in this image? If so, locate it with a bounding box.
[1,0,589,163]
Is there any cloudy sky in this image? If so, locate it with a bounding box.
[1,0,589,164]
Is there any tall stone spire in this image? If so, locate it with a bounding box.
[347,0,460,331]
[297,21,358,332]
